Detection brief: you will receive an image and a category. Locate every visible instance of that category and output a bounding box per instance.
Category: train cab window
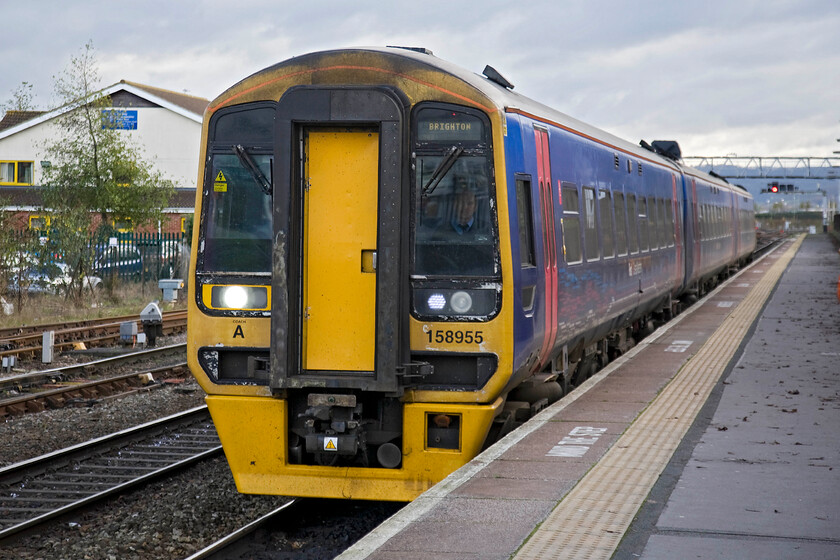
[637,196,649,252]
[599,189,614,258]
[561,184,582,264]
[583,187,599,261]
[613,192,628,256]
[202,153,273,272]
[200,104,275,274]
[412,106,497,279]
[627,193,639,254]
[515,176,536,267]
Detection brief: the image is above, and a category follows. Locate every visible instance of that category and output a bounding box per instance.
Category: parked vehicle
[8,259,102,295]
[93,244,143,279]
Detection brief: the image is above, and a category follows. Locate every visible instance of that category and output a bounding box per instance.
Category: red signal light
[770,184,779,193]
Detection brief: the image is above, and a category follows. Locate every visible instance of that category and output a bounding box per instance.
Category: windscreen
[412,106,497,277]
[202,152,273,272]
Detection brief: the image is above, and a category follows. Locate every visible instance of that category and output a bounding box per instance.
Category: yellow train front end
[187,48,515,501]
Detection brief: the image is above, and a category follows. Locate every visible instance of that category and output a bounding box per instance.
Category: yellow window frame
[28,214,51,231]
[0,160,34,185]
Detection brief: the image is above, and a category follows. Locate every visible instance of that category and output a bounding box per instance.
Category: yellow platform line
[514,235,805,560]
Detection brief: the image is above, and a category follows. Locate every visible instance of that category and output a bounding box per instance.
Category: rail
[0,310,186,361]
[0,406,220,543]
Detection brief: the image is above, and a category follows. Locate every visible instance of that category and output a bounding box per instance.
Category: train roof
[219,46,750,199]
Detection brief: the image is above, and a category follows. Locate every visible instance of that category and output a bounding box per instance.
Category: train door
[534,127,558,368]
[302,130,378,371]
[271,87,408,393]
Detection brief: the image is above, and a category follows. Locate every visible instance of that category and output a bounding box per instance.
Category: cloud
[1,0,839,156]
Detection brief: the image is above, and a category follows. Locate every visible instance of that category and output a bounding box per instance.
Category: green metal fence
[93,232,188,283]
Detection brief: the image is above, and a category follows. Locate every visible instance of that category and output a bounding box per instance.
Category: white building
[0,81,208,232]
[0,80,208,187]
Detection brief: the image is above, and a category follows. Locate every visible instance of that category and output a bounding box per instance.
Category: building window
[113,218,134,232]
[0,161,34,185]
[29,215,50,231]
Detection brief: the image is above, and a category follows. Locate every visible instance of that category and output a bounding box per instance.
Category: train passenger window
[613,192,628,256]
[657,198,668,247]
[599,190,614,258]
[637,196,649,252]
[648,198,659,250]
[666,199,676,247]
[627,193,639,254]
[713,206,719,238]
[583,187,599,261]
[561,184,582,264]
[515,176,536,267]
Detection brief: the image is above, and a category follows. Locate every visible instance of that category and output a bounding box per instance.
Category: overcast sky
[2,0,838,158]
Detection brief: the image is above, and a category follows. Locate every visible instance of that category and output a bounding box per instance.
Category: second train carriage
[187,46,755,501]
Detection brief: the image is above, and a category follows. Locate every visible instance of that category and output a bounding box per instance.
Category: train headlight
[449,291,473,314]
[206,285,269,310]
[427,293,447,311]
[413,287,497,318]
[221,286,248,309]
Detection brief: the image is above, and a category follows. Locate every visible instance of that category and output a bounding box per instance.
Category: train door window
[647,197,658,250]
[561,183,581,264]
[627,193,639,254]
[613,192,628,256]
[583,187,599,261]
[599,189,614,258]
[515,175,535,267]
[637,196,649,252]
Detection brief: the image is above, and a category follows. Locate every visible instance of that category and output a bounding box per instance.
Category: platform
[339,233,840,559]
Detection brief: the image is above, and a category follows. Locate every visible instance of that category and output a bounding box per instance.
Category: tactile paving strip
[514,235,805,560]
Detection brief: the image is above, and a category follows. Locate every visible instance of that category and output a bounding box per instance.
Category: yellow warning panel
[324,437,338,451]
[214,170,227,192]
[302,130,379,372]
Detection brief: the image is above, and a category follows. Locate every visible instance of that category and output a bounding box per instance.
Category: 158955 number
[425,330,484,344]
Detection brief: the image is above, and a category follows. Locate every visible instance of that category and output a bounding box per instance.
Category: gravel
[0,342,286,559]
[1,334,401,559]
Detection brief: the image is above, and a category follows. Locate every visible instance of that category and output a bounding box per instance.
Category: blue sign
[101,109,138,130]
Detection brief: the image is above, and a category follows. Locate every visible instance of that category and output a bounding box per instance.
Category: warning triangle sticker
[324,438,337,451]
[215,171,226,182]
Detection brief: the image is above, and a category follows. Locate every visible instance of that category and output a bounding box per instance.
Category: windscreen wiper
[233,144,272,195]
[421,145,464,197]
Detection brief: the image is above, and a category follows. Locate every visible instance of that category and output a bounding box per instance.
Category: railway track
[0,344,188,419]
[0,309,187,362]
[0,406,220,543]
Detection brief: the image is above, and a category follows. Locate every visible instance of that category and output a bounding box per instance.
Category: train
[186,46,755,501]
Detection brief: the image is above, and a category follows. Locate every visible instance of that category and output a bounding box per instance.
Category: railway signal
[763,182,796,193]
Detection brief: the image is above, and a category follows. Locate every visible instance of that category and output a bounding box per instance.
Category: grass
[0,280,187,328]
